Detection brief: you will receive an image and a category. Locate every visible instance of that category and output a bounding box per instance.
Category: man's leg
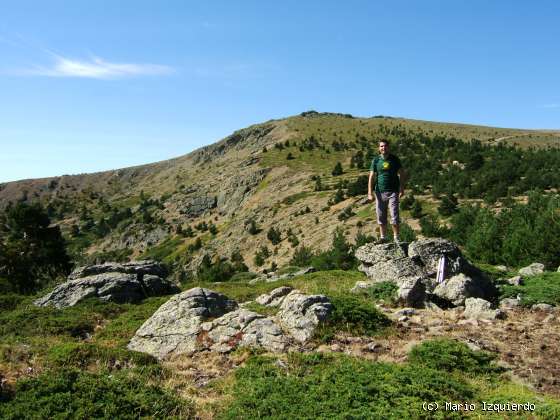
[375,191,388,242]
[388,192,400,242]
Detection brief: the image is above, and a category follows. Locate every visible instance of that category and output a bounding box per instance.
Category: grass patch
[92,296,169,347]
[0,369,194,419]
[0,299,127,341]
[242,302,280,317]
[141,235,185,263]
[499,272,560,306]
[218,352,473,419]
[281,191,310,205]
[46,342,157,370]
[408,339,503,376]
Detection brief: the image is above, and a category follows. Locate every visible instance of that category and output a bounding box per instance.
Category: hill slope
[1,112,559,274]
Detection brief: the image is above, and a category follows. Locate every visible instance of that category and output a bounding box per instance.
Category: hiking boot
[374,237,388,245]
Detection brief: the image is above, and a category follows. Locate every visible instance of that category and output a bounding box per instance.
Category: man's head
[378,139,390,157]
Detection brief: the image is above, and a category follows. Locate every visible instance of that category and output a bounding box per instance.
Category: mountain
[1,112,559,275]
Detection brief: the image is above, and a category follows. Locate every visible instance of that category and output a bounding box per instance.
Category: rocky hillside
[1,112,559,276]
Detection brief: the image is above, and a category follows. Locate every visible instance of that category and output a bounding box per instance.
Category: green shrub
[500,272,560,307]
[365,281,399,303]
[0,369,193,419]
[408,339,503,375]
[316,295,391,342]
[290,245,315,266]
[311,227,355,271]
[219,353,473,419]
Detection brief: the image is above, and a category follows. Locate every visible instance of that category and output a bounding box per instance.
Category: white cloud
[539,103,559,109]
[24,54,174,79]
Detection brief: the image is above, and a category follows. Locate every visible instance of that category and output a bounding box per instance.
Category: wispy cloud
[22,54,174,79]
[538,103,559,109]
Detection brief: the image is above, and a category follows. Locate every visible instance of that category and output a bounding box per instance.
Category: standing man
[367,139,407,243]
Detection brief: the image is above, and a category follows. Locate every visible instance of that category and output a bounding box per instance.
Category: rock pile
[128,286,333,359]
[354,238,496,308]
[34,260,179,308]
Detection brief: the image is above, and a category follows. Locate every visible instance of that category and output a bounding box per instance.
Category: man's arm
[368,171,375,201]
[398,168,408,198]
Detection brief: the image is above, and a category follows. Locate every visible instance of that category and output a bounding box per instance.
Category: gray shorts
[375,191,400,225]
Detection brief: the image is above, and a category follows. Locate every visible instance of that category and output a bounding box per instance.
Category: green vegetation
[447,193,560,269]
[316,295,391,342]
[500,272,560,307]
[218,352,472,419]
[217,344,560,419]
[0,202,71,294]
[364,281,399,304]
[408,339,503,375]
[0,369,194,419]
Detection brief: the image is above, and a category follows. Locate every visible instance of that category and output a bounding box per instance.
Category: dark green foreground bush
[0,369,193,419]
[219,353,472,419]
[408,339,503,375]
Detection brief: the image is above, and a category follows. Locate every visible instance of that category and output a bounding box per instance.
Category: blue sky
[1,1,559,183]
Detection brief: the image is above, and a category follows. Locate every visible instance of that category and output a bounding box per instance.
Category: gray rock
[463,298,505,321]
[500,298,521,309]
[396,276,426,307]
[216,168,270,216]
[495,265,508,273]
[519,263,545,277]
[277,290,333,342]
[433,273,485,306]
[256,286,294,306]
[34,271,179,308]
[355,238,496,308]
[531,303,556,312]
[199,309,288,353]
[350,281,374,294]
[393,308,417,317]
[506,275,523,286]
[127,288,238,359]
[69,260,167,280]
[408,238,468,277]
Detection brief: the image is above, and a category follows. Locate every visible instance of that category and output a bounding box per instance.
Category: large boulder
[128,286,334,359]
[519,263,545,277]
[34,260,179,309]
[276,290,333,343]
[433,273,486,306]
[198,309,288,353]
[355,243,426,284]
[463,298,505,321]
[68,260,167,280]
[127,288,238,359]
[408,238,470,277]
[355,238,496,308]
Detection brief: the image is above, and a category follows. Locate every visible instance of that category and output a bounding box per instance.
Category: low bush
[0,369,193,419]
[365,281,399,303]
[500,272,560,307]
[219,353,473,419]
[315,295,391,342]
[408,339,503,375]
